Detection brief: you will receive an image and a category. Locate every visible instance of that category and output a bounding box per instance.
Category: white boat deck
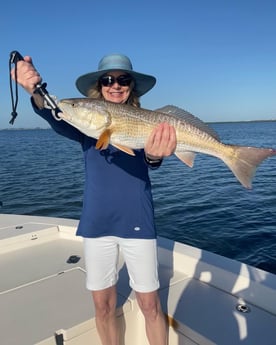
[0,214,276,345]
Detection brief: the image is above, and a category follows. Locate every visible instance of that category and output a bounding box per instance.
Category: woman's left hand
[145,122,177,160]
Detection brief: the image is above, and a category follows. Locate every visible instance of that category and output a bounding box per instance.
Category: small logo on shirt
[134,226,141,231]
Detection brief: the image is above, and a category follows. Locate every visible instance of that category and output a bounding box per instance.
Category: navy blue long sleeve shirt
[33,100,158,239]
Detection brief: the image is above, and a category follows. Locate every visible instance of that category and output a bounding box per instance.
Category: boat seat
[159,277,276,345]
[0,268,132,345]
[0,235,85,293]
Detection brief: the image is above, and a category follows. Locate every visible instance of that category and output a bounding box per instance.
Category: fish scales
[105,101,221,154]
[57,98,276,189]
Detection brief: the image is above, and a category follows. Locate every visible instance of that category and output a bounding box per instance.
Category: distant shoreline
[0,127,51,131]
[210,119,276,124]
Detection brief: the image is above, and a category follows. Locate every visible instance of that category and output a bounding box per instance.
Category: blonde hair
[87,79,141,108]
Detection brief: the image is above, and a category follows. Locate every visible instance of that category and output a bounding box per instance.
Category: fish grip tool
[9,50,59,124]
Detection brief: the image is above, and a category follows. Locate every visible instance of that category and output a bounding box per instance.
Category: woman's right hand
[10,56,42,95]
[11,55,45,108]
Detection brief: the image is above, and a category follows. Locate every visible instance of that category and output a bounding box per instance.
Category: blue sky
[0,0,275,129]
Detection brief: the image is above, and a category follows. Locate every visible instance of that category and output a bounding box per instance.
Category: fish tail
[221,145,276,189]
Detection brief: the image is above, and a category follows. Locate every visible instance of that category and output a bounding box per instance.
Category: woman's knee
[136,291,161,318]
[92,286,117,318]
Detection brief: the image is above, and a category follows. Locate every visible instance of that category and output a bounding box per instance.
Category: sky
[0,0,275,129]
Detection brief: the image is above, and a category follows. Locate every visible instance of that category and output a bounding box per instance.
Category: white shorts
[83,236,159,292]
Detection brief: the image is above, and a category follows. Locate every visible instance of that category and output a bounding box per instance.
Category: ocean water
[1,121,276,274]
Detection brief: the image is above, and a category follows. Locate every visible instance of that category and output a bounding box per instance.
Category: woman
[11,53,176,345]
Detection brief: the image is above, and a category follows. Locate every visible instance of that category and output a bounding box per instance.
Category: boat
[1,213,275,345]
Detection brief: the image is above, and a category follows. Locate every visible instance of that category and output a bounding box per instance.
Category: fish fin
[222,145,276,189]
[175,151,196,167]
[96,129,112,150]
[155,105,220,141]
[112,143,136,156]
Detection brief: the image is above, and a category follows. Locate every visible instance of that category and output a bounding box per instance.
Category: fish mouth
[57,98,111,132]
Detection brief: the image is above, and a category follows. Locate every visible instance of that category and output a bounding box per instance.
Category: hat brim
[76,69,156,97]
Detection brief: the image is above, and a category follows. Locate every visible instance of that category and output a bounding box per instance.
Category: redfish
[57,98,276,189]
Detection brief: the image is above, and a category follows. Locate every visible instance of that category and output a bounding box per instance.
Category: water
[1,122,276,274]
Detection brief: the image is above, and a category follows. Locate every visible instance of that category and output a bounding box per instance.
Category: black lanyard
[9,51,22,124]
[8,50,59,124]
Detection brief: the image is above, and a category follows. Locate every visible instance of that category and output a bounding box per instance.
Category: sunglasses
[100,74,133,87]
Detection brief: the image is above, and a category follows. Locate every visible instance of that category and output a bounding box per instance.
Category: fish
[56,98,276,189]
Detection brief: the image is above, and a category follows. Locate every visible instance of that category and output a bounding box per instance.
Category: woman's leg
[83,237,120,345]
[92,286,119,345]
[136,290,168,345]
[120,238,168,345]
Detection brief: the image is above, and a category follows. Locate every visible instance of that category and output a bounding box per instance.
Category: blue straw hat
[76,54,156,97]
